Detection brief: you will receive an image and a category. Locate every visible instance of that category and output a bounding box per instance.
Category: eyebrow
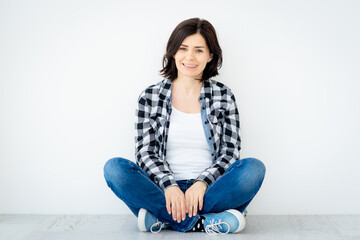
[180,44,205,48]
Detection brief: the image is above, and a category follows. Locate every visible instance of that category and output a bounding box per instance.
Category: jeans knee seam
[128,161,165,194]
[205,164,236,194]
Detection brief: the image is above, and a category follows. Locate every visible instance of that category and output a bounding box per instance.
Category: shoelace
[204,220,230,235]
[150,221,166,234]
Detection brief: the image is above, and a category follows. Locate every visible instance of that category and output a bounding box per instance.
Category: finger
[193,198,198,217]
[176,200,181,223]
[166,197,171,214]
[199,195,204,211]
[187,195,193,218]
[172,202,177,221]
[181,198,186,221]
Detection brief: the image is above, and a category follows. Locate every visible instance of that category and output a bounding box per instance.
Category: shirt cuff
[159,175,178,191]
[195,173,213,187]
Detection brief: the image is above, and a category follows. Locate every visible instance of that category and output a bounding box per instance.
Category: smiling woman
[173,34,213,81]
[160,18,222,82]
[103,17,266,235]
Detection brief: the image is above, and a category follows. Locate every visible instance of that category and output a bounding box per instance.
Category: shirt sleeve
[134,90,178,191]
[196,90,241,186]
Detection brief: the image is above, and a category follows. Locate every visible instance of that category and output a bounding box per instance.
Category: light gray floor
[0,214,359,240]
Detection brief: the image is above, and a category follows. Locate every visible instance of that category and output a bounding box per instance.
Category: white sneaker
[137,208,170,233]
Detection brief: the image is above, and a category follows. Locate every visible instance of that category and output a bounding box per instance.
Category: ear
[209,53,213,62]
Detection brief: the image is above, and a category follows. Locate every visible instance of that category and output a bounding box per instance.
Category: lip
[182,63,198,69]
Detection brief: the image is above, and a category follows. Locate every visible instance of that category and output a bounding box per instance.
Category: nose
[185,50,195,59]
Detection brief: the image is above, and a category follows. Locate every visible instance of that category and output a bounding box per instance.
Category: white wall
[1,0,359,215]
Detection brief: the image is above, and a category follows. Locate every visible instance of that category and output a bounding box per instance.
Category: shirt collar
[160,78,212,103]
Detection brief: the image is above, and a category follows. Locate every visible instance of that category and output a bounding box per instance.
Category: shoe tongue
[203,217,221,226]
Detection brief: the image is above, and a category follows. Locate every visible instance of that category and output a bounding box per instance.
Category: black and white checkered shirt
[135,78,241,191]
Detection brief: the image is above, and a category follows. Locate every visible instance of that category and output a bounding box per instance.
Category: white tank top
[165,104,212,180]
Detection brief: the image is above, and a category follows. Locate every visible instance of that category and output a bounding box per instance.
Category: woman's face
[173,33,213,80]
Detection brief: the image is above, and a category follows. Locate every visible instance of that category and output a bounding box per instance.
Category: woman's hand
[164,185,186,223]
[185,181,207,218]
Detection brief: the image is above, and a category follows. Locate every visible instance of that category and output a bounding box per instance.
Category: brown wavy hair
[160,18,223,82]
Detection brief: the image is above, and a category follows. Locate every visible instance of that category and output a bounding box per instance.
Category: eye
[195,49,203,53]
[179,47,186,51]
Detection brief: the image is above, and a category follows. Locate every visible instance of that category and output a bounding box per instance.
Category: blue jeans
[103,157,265,232]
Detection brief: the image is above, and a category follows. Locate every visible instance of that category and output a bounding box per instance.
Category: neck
[172,75,202,95]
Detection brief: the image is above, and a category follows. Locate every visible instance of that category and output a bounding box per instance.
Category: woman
[104,17,265,235]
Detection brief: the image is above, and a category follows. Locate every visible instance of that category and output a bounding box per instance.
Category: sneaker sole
[225,209,246,233]
[138,208,148,232]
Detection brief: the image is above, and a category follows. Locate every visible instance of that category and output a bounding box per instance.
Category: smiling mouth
[182,63,198,68]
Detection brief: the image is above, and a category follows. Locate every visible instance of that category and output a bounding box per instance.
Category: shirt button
[202,107,205,110]
[199,97,203,100]
[211,153,214,156]
[208,137,211,140]
[204,121,208,124]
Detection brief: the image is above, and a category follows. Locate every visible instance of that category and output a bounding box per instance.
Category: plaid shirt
[135,78,241,191]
